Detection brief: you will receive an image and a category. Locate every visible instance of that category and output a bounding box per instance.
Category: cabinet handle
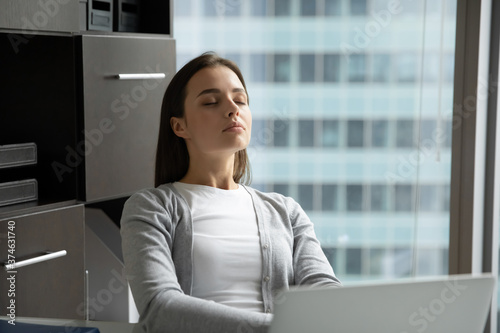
[4,250,67,271]
[115,73,166,80]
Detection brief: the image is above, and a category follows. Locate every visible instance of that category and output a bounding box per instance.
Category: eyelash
[203,101,246,106]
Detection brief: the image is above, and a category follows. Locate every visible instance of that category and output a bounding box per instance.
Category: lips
[223,121,245,132]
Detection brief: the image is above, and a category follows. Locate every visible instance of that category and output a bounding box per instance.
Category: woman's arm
[121,189,272,333]
[286,197,342,287]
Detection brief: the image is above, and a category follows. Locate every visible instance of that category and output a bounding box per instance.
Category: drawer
[0,204,85,319]
[79,35,175,201]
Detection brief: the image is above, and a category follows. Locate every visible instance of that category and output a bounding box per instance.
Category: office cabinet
[0,204,85,319]
[0,0,80,33]
[78,35,175,202]
[0,32,78,205]
[0,0,174,322]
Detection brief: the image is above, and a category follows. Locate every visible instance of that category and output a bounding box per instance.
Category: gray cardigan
[120,183,341,333]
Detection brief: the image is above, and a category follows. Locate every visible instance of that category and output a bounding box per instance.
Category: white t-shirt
[173,182,264,313]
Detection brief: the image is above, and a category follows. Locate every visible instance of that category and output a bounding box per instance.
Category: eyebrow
[196,88,246,98]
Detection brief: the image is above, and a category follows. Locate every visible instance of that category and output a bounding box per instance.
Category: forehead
[186,66,244,96]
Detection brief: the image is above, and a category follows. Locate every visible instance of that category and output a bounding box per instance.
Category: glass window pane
[174,0,456,285]
[299,119,315,147]
[274,0,291,16]
[205,1,242,16]
[300,54,315,82]
[273,183,290,196]
[324,54,340,82]
[250,54,267,82]
[251,0,267,16]
[346,248,362,274]
[325,0,341,16]
[371,184,388,211]
[350,0,367,15]
[298,184,314,211]
[274,54,291,82]
[300,0,316,16]
[203,1,217,16]
[348,54,366,82]
[250,119,269,147]
[369,248,387,275]
[322,184,338,211]
[371,120,389,147]
[346,184,363,211]
[396,120,414,148]
[273,119,290,147]
[322,120,340,147]
[174,0,191,16]
[372,54,391,83]
[395,185,414,212]
[397,53,418,83]
[418,185,440,212]
[347,120,364,147]
[393,248,412,276]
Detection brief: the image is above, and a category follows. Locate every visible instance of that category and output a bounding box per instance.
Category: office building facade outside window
[174,0,456,281]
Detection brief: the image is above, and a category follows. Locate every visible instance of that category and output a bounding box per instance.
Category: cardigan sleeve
[120,189,272,333]
[286,197,342,288]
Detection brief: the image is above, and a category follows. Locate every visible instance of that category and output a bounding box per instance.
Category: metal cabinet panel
[79,35,175,201]
[0,204,85,319]
[0,0,79,33]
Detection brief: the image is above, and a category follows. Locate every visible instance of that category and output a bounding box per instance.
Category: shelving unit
[0,0,175,322]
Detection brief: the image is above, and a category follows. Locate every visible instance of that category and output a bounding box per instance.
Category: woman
[120,52,341,333]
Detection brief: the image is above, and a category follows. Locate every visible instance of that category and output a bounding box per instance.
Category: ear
[170,117,190,139]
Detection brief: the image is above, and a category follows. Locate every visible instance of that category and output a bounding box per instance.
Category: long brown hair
[155,52,251,187]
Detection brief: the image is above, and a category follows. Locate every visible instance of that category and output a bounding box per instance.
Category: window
[298,184,314,211]
[347,120,364,147]
[324,54,341,82]
[300,0,316,16]
[274,0,291,16]
[251,0,267,16]
[322,184,338,211]
[272,119,290,147]
[349,0,367,16]
[370,184,389,211]
[299,119,315,147]
[346,248,363,275]
[250,54,267,82]
[346,184,363,211]
[324,0,341,16]
[299,54,316,82]
[348,54,366,82]
[175,0,456,287]
[322,120,340,147]
[174,0,191,16]
[395,184,413,212]
[273,183,290,196]
[274,54,291,82]
[371,120,389,147]
[371,54,391,83]
[396,53,418,83]
[396,120,414,148]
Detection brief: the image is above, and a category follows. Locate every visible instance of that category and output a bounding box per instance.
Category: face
[171,65,252,158]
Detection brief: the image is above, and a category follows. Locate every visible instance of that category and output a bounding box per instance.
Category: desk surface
[1,316,135,333]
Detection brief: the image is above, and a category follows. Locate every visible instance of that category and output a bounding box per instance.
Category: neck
[179,153,238,190]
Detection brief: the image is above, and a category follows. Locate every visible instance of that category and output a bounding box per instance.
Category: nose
[226,99,240,118]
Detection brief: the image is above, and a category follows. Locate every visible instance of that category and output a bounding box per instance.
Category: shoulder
[125,183,182,206]
[122,183,188,224]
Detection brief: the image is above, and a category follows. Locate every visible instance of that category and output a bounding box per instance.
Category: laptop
[269,274,495,333]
